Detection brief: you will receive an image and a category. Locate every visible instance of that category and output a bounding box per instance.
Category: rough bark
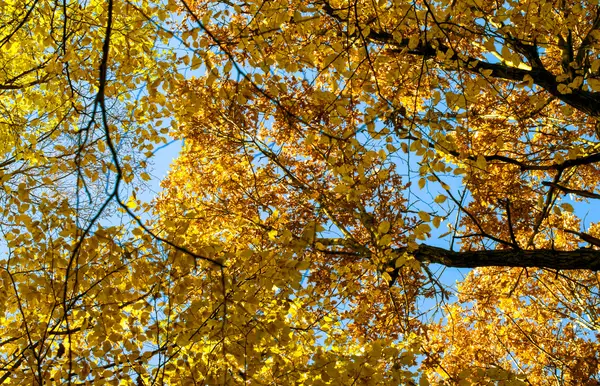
[401,244,600,271]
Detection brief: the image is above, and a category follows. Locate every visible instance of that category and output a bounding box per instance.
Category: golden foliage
[2,0,600,384]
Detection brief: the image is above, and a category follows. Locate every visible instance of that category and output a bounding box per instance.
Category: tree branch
[398,244,600,271]
[542,181,600,199]
[339,13,600,117]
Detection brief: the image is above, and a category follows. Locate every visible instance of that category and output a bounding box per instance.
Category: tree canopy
[2,0,600,384]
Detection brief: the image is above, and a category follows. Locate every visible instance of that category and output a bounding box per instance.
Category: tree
[2,0,600,384]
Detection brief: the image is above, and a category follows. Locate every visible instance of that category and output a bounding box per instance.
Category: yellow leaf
[378,221,391,234]
[395,254,407,268]
[126,196,137,210]
[557,83,572,94]
[333,184,347,193]
[379,234,393,246]
[560,203,574,213]
[296,260,310,270]
[476,155,487,170]
[408,35,420,50]
[191,55,202,70]
[588,78,600,91]
[496,137,504,149]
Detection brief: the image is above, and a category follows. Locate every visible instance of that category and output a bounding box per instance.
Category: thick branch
[318,238,600,270]
[0,75,51,90]
[318,0,600,115]
[400,244,600,271]
[542,181,600,199]
[320,0,600,116]
[366,31,600,117]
